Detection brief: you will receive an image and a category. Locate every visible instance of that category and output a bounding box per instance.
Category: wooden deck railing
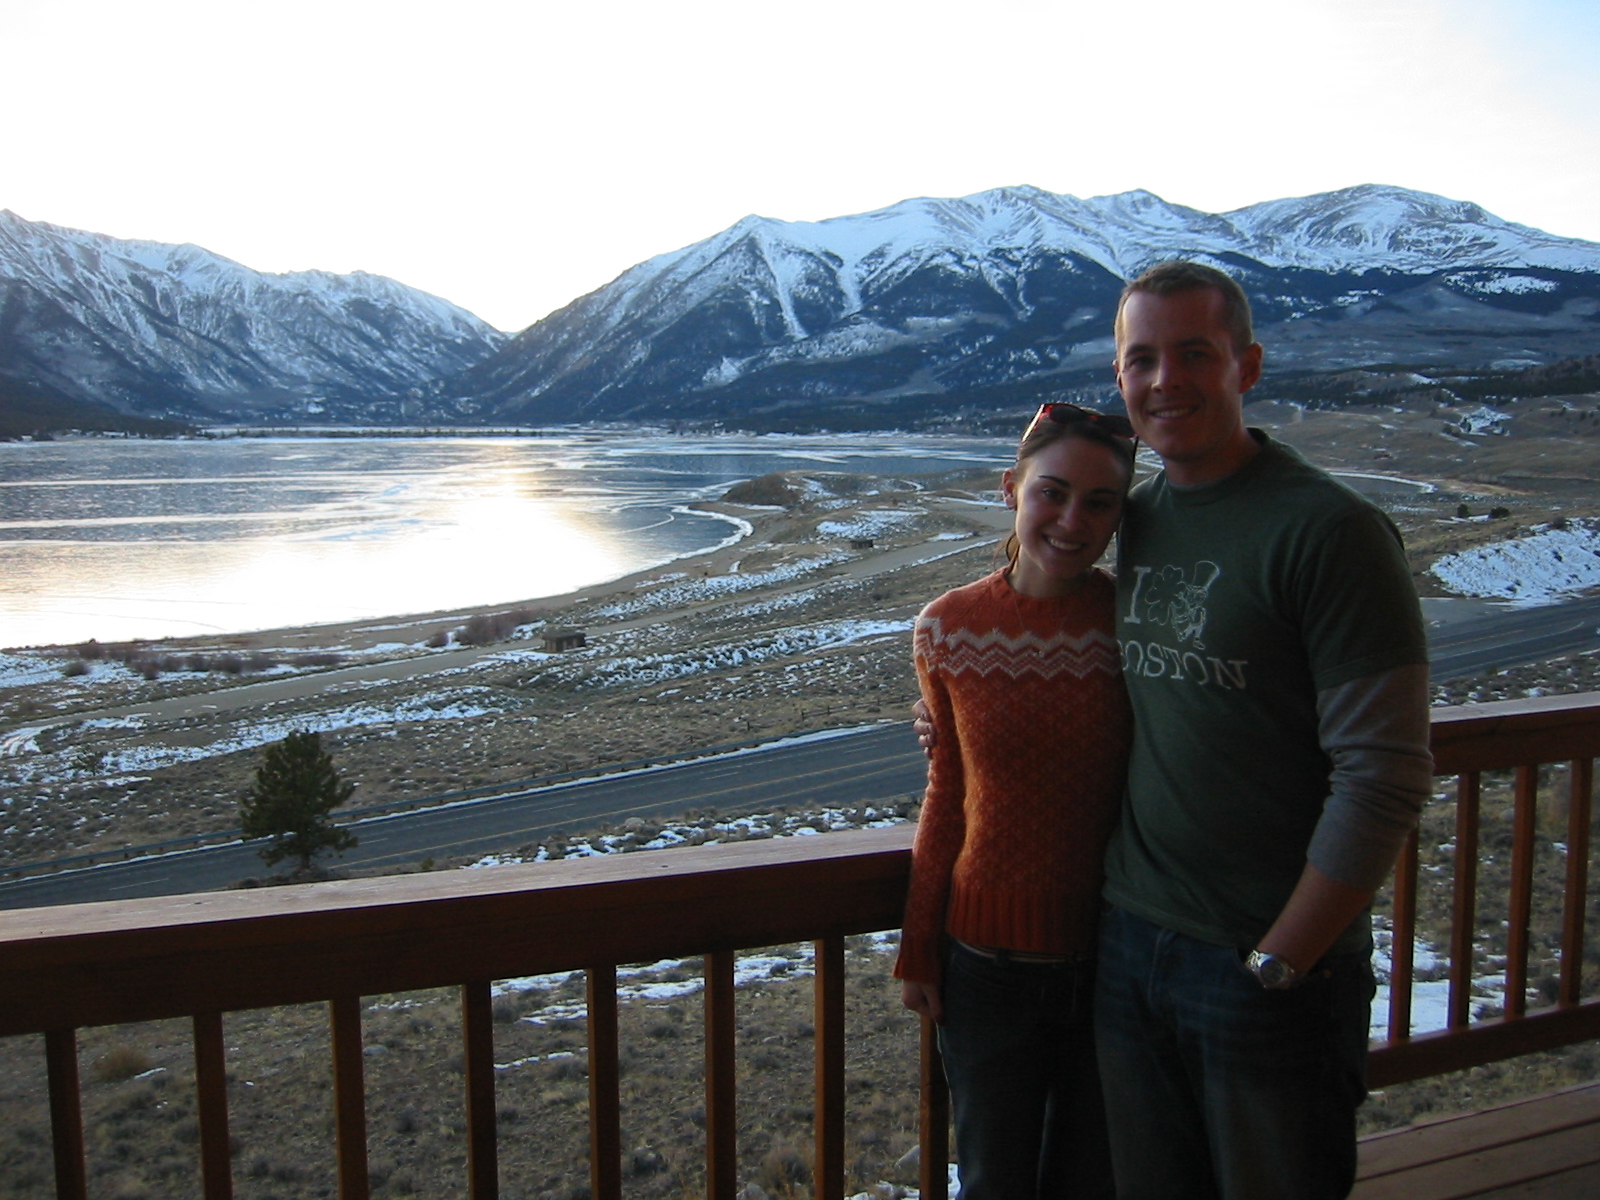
[1,692,1596,1198]
[1369,690,1600,1086]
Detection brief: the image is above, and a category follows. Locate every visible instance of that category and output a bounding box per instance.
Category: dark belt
[955,939,1094,966]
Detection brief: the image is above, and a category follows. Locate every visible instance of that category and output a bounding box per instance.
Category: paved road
[0,724,928,910]
[5,595,1598,912]
[1427,596,1600,681]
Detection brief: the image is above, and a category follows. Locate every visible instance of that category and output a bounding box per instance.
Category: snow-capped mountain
[0,211,506,423]
[8,185,1598,433]
[445,184,1600,427]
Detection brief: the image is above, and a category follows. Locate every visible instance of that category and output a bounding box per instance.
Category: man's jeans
[1094,906,1375,1200]
[938,941,1115,1200]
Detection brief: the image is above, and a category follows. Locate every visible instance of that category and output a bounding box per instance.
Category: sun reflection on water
[0,433,1011,649]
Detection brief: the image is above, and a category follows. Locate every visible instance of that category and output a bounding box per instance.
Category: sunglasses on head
[1023,402,1136,440]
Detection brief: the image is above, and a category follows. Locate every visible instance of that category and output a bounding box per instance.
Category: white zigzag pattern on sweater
[915,616,1121,680]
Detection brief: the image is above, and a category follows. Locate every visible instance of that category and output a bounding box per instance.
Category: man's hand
[900,979,943,1023]
[912,697,936,757]
[1255,863,1374,978]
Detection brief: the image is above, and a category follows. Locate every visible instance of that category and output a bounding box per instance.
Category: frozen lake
[0,431,1013,648]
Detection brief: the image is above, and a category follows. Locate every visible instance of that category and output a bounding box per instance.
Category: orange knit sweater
[894,568,1132,987]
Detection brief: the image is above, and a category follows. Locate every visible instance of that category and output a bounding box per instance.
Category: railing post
[1505,765,1539,1018]
[44,1029,87,1200]
[193,1011,234,1200]
[1559,757,1594,1006]
[705,950,737,1200]
[1448,770,1482,1029]
[462,981,499,1200]
[918,1013,949,1200]
[814,936,845,1200]
[329,995,370,1200]
[1387,826,1419,1042]
[586,967,622,1200]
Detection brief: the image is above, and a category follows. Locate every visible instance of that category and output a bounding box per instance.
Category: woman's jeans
[1094,906,1376,1200]
[938,941,1115,1200]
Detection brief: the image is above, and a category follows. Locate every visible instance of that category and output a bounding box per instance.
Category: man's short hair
[1115,261,1255,352]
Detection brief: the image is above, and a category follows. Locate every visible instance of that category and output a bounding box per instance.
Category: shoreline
[3,501,776,657]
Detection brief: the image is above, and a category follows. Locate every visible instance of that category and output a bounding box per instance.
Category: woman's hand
[900,979,944,1024]
[912,697,937,756]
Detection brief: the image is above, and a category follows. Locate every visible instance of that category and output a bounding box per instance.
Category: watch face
[1259,956,1295,988]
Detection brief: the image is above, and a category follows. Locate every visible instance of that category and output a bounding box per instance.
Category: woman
[895,404,1135,1200]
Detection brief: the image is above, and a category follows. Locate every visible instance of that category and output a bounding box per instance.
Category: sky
[3,0,1598,332]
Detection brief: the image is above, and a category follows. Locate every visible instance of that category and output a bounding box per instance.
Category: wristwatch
[1244,950,1303,990]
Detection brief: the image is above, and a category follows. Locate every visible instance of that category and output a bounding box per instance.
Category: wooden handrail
[3,694,1598,1195]
[1430,692,1600,773]
[0,826,914,1036]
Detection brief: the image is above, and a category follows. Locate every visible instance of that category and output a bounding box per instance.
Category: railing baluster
[1449,770,1482,1029]
[329,995,370,1200]
[1388,827,1419,1042]
[462,981,499,1200]
[705,950,737,1200]
[586,967,622,1200]
[1505,765,1540,1018]
[44,1029,87,1200]
[193,1011,234,1200]
[814,936,845,1200]
[1559,757,1595,1006]
[918,1014,949,1200]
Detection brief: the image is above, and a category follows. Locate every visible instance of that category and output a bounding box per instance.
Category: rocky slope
[443,184,1600,427]
[0,210,506,425]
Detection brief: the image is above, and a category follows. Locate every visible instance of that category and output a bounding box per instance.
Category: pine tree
[240,731,357,872]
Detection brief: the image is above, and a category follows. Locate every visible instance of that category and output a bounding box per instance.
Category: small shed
[541,627,587,652]
[850,537,875,550]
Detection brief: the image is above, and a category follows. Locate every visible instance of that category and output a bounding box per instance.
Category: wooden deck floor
[1353,1081,1600,1199]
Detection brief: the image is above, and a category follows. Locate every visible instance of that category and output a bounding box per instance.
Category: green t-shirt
[1102,434,1428,954]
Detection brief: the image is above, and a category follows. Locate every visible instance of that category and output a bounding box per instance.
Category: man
[1095,262,1432,1199]
[915,261,1431,1199]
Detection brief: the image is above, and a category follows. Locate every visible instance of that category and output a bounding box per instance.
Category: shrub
[94,1046,152,1083]
[61,659,90,678]
[457,608,534,646]
[425,630,450,648]
[75,639,105,661]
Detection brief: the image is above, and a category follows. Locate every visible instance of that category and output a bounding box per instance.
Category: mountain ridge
[438,183,1600,427]
[4,184,1598,433]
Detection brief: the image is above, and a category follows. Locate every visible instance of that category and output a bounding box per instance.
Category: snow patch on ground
[1,689,510,785]
[587,552,850,619]
[1431,520,1600,603]
[817,509,919,540]
[524,619,913,690]
[1371,934,1511,1039]
[468,801,906,875]
[1448,406,1511,436]
[0,653,67,687]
